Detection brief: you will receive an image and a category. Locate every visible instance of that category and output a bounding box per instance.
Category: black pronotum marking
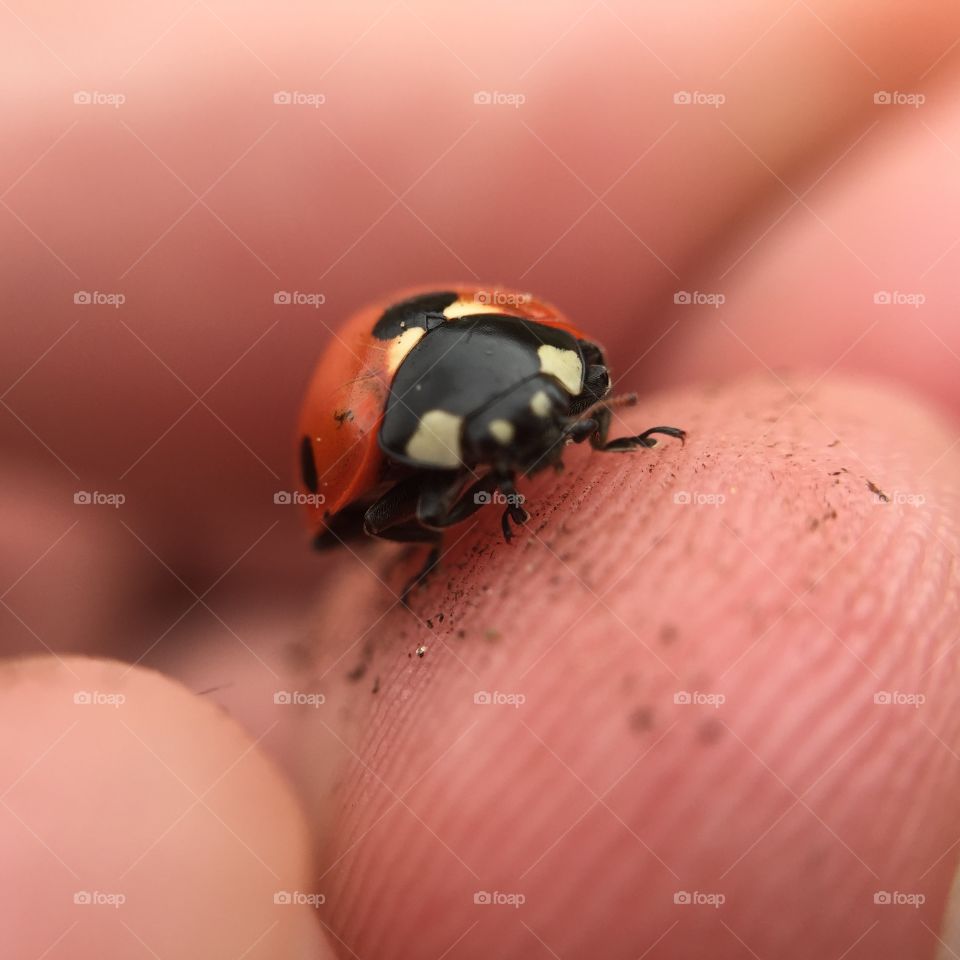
[300,435,319,494]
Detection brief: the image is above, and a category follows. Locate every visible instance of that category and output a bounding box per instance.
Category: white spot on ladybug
[530,390,552,417]
[405,410,463,468]
[387,326,426,375]
[488,419,515,445]
[442,299,508,320]
[537,345,582,395]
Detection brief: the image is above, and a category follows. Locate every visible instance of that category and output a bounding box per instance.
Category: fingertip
[307,373,960,959]
[0,655,335,960]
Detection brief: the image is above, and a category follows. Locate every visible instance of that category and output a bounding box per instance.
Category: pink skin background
[2,2,960,958]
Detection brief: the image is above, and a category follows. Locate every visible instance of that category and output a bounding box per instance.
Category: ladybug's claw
[602,425,686,452]
[500,503,529,543]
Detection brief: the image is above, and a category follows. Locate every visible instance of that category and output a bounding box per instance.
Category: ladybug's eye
[300,435,319,494]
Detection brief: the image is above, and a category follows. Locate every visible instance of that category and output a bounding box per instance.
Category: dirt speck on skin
[371,675,380,694]
[347,662,367,683]
[285,640,314,672]
[628,706,655,733]
[827,439,840,448]
[698,719,724,745]
[659,623,679,646]
[808,506,838,532]
[866,479,890,502]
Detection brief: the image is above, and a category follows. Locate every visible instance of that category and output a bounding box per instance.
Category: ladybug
[297,287,685,600]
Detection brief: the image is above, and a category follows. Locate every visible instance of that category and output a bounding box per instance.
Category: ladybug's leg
[495,474,529,542]
[600,425,687,452]
[362,478,443,605]
[362,475,424,538]
[564,417,601,444]
[400,543,442,606]
[582,404,686,450]
[418,474,492,527]
[418,472,528,544]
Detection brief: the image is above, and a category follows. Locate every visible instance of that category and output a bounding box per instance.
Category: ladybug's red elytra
[297,287,685,599]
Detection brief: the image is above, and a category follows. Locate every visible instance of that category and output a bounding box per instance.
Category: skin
[2,2,960,958]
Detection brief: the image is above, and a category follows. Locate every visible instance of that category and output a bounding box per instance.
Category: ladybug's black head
[461,377,571,474]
